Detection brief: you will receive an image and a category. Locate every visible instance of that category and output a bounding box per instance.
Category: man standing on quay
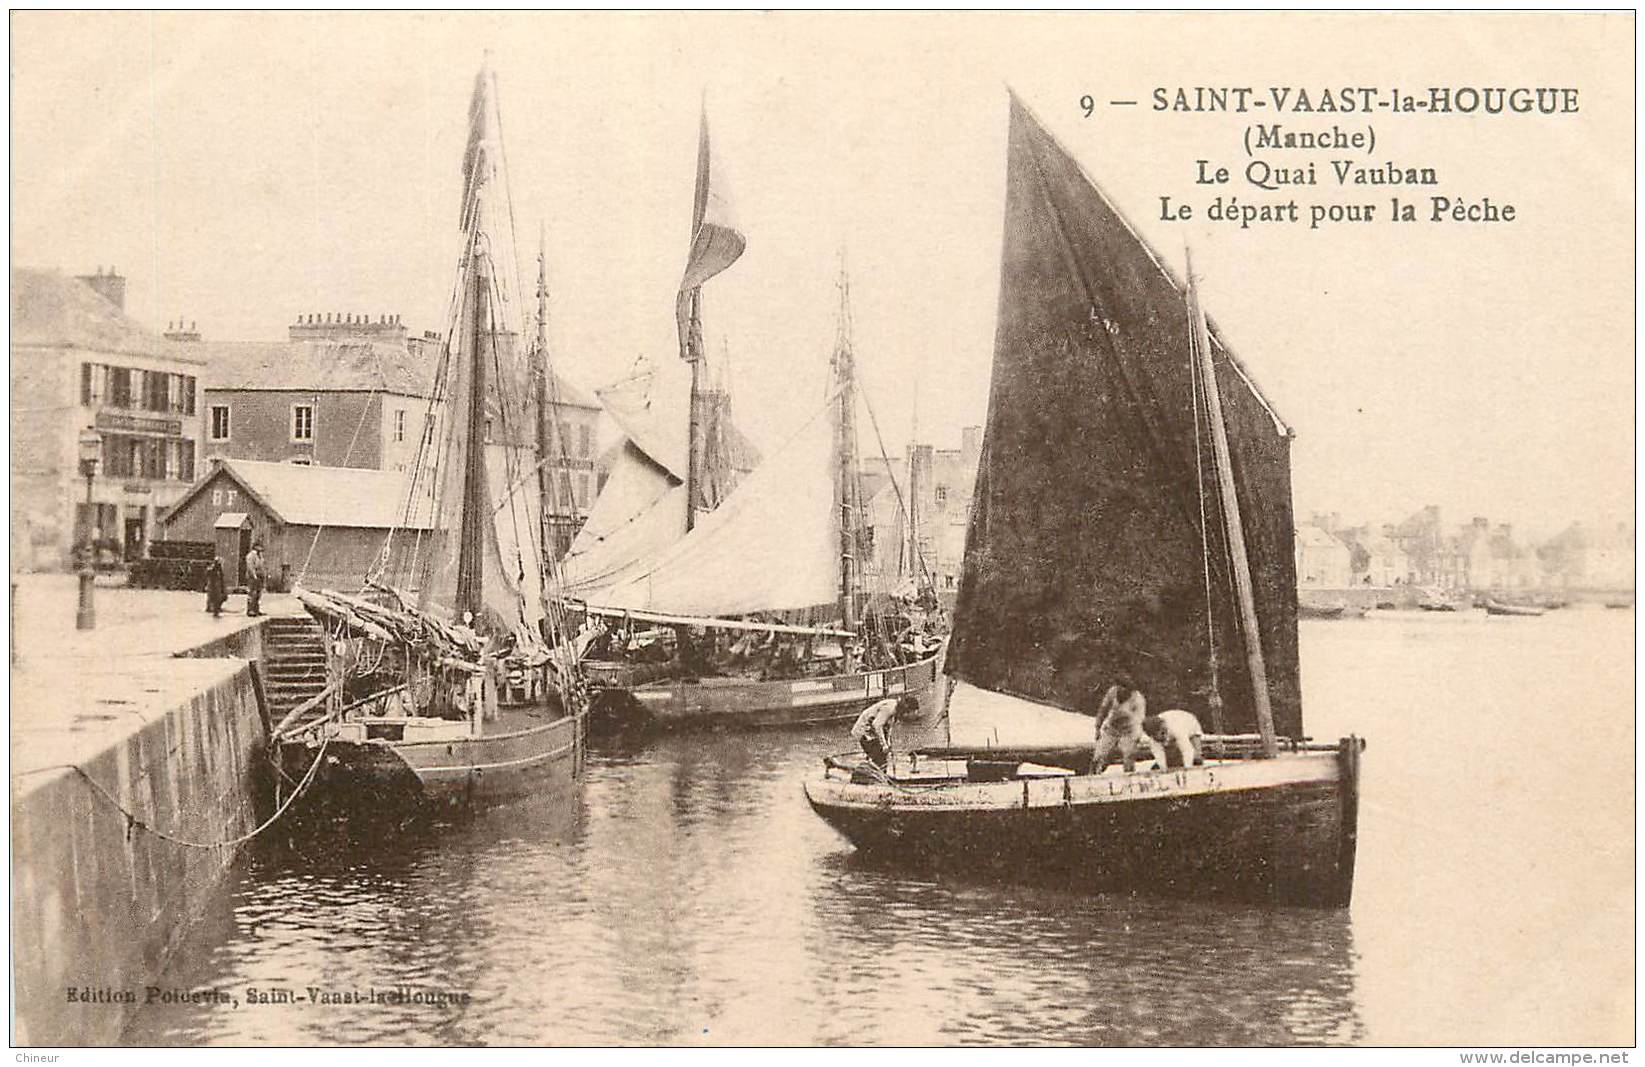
[244,538,266,617]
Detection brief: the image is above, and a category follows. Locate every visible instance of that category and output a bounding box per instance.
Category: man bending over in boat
[1093,682,1207,773]
[1092,682,1152,773]
[850,695,920,768]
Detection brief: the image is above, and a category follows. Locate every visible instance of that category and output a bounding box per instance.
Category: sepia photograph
[7,9,1635,1050]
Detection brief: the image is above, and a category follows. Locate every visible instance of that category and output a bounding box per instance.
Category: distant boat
[558,111,941,732]
[805,94,1365,908]
[1482,598,1546,617]
[1299,598,1367,620]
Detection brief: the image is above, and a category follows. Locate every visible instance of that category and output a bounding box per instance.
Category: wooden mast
[533,230,556,559]
[454,245,490,624]
[684,290,705,532]
[1186,248,1278,757]
[834,267,860,639]
[907,378,921,592]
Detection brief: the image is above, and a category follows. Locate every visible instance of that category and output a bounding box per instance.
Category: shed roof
[165,459,432,530]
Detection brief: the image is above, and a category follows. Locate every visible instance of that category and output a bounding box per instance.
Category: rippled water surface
[124,608,1633,1046]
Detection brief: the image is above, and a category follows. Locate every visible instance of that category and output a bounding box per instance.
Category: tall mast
[534,227,556,559]
[1187,249,1278,757]
[834,265,860,636]
[455,249,491,622]
[684,290,706,531]
[908,378,920,588]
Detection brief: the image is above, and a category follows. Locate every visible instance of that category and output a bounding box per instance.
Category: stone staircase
[261,615,329,720]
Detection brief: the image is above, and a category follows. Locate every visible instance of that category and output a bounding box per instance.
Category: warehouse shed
[160,458,433,592]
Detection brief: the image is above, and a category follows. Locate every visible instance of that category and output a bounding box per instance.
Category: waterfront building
[182,312,601,557]
[1336,524,1411,586]
[158,457,431,592]
[1539,520,1635,591]
[1391,504,1470,590]
[11,268,206,571]
[1294,525,1353,588]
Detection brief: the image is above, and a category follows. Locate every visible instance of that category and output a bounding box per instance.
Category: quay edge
[11,610,272,1046]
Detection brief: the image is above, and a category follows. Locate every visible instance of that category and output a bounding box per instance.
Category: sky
[11,11,1634,539]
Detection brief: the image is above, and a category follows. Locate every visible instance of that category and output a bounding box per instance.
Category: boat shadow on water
[809,849,1365,1045]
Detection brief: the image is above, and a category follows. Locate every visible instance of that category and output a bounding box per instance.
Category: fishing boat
[1417,588,1465,612]
[1482,598,1546,617]
[805,94,1365,908]
[560,108,941,733]
[273,64,586,819]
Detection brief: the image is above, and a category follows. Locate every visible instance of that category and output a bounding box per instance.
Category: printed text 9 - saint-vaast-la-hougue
[1150,86,1578,116]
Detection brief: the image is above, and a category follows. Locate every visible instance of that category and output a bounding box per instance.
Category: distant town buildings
[1294,525,1352,588]
[11,267,604,573]
[1295,506,1635,593]
[11,268,206,570]
[861,426,982,598]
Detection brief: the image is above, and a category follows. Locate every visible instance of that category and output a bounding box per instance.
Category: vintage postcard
[8,10,1634,1051]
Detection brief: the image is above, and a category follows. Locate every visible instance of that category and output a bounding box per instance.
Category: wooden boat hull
[278,709,583,824]
[595,652,942,732]
[1484,601,1545,617]
[804,739,1364,908]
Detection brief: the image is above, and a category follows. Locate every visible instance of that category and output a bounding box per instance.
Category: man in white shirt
[849,694,919,768]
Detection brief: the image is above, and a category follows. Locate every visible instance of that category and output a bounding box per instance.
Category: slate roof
[194,340,433,395]
[12,268,202,363]
[164,458,433,530]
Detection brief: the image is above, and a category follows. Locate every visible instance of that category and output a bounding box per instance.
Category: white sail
[590,393,840,617]
[486,441,547,636]
[560,443,688,599]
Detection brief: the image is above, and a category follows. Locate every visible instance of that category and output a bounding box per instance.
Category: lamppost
[76,426,101,631]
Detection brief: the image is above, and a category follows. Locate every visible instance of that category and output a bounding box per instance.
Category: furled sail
[946,96,1301,737]
[410,64,543,646]
[590,391,841,618]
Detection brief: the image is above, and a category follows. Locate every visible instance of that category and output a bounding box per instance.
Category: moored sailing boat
[805,95,1365,907]
[560,108,941,732]
[275,64,586,818]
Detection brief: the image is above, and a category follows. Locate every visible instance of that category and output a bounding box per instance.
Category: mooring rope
[14,730,333,851]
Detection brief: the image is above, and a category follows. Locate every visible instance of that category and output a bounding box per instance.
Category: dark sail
[946,96,1301,737]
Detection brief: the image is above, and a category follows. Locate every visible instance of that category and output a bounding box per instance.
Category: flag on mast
[675,104,747,362]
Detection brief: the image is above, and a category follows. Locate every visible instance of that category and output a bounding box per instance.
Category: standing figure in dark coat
[204,557,227,617]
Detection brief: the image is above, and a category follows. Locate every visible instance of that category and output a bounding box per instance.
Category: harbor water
[123,607,1633,1046]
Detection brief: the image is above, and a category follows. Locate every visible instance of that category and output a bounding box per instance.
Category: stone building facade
[11,268,206,570]
[861,426,982,601]
[180,311,601,559]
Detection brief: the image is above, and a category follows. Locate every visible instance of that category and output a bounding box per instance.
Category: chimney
[75,266,127,311]
[960,425,982,469]
[163,314,201,342]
